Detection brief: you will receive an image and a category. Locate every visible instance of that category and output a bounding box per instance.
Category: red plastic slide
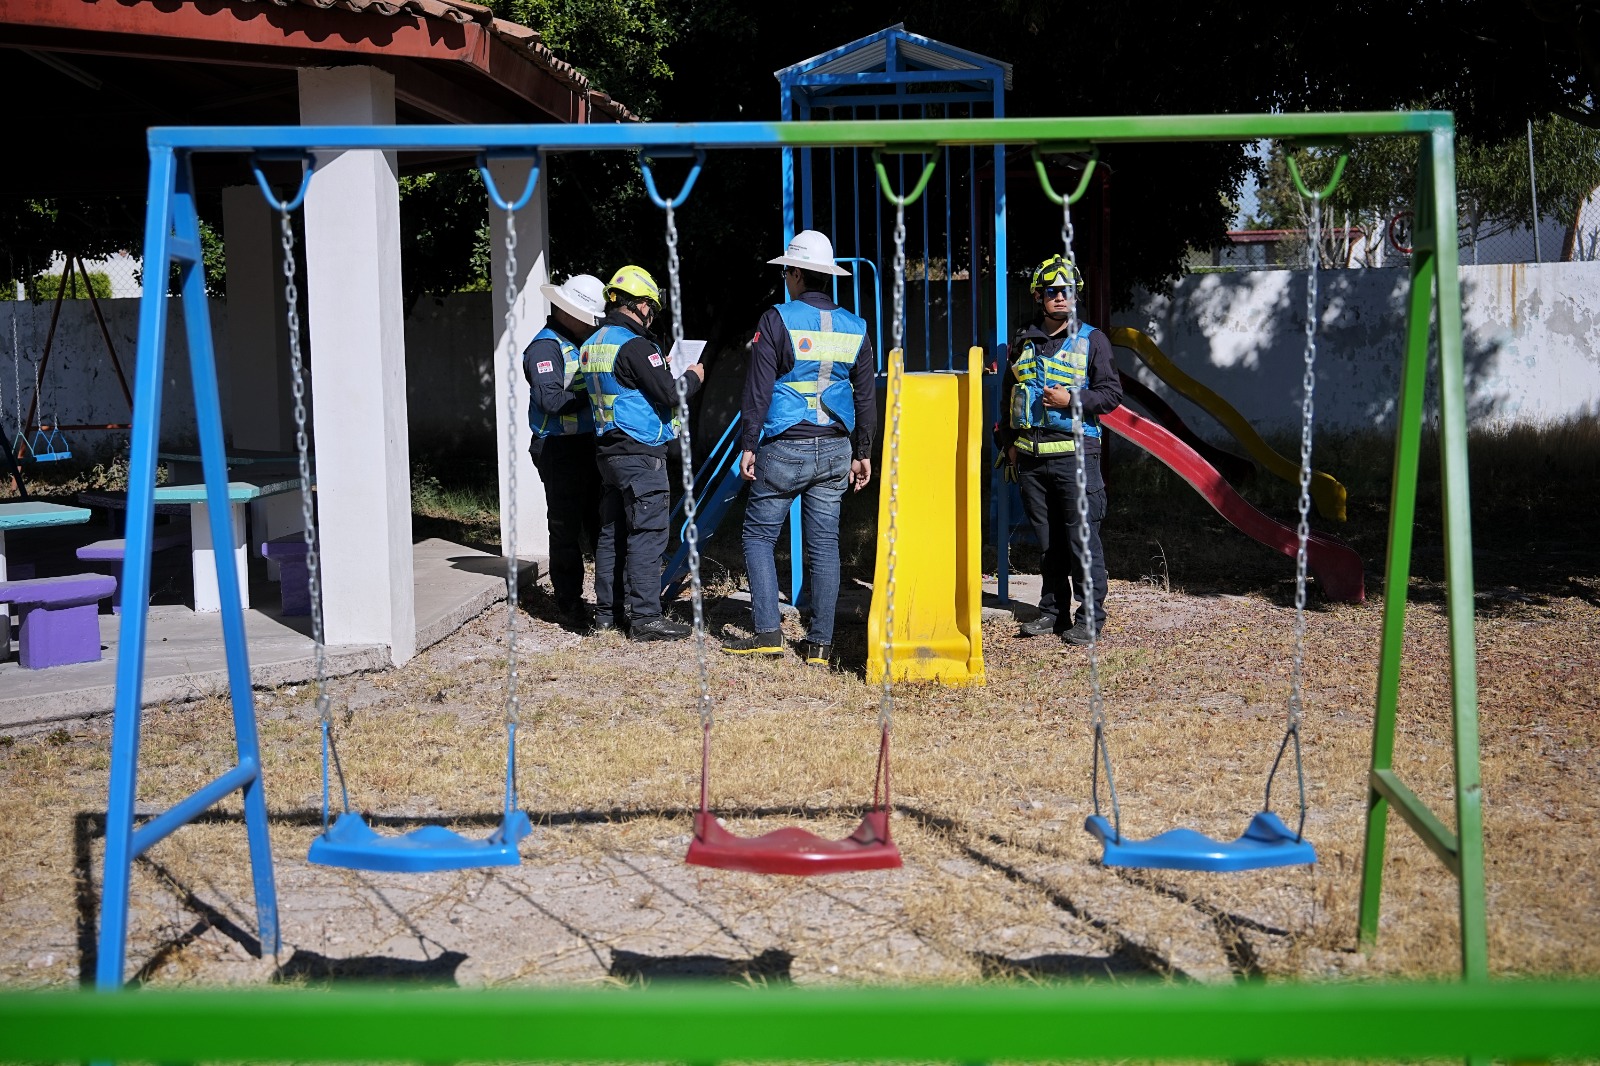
[1101,407,1366,603]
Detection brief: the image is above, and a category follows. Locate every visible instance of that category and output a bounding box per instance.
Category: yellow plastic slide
[1110,327,1349,522]
[867,345,985,687]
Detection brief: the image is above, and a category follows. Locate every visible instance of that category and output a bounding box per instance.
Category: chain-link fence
[4,252,146,302]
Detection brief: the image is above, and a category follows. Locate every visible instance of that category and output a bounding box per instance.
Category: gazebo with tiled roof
[1,0,627,664]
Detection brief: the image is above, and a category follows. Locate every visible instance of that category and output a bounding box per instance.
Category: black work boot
[1018,612,1058,637]
[800,641,832,668]
[556,600,594,632]
[1061,618,1101,646]
[721,631,784,657]
[629,615,692,642]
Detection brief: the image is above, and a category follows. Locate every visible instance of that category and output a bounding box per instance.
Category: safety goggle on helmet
[1030,254,1084,293]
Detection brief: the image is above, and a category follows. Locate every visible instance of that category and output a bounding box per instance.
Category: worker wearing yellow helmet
[579,264,705,642]
[996,253,1122,646]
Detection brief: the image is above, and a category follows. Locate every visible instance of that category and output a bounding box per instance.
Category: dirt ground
[2,568,1596,990]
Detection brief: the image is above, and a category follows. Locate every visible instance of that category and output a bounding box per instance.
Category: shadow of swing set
[96,114,1489,1006]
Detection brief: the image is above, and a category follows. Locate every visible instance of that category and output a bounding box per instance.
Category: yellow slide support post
[1110,326,1349,521]
[867,345,985,687]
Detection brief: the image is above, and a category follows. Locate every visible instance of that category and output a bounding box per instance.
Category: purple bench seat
[76,531,191,613]
[261,535,312,616]
[0,574,116,668]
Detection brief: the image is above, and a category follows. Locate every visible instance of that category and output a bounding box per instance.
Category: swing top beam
[149,111,1451,154]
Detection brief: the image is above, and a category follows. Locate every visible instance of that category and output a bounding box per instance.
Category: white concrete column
[220,185,294,451]
[298,66,416,664]
[488,159,549,562]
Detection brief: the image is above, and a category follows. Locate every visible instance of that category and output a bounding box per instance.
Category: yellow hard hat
[605,264,661,305]
[1030,254,1083,292]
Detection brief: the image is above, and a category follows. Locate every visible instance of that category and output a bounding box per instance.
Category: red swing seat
[686,810,900,875]
[683,727,903,876]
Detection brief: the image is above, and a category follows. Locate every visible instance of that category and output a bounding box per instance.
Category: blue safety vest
[1009,323,1102,455]
[580,323,678,446]
[761,301,864,441]
[528,328,595,439]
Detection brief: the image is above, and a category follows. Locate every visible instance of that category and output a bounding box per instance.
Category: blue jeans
[741,435,852,643]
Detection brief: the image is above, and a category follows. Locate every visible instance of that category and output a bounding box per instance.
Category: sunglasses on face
[1042,285,1074,298]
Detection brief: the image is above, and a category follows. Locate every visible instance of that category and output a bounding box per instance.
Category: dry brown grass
[1,573,1595,990]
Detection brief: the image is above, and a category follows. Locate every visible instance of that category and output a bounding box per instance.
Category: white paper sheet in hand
[668,339,707,379]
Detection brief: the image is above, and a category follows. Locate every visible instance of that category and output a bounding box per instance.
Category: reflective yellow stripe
[582,343,620,373]
[1015,437,1076,455]
[789,329,860,360]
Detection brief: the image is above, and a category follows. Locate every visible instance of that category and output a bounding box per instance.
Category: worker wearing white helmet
[721,230,877,668]
[523,272,607,630]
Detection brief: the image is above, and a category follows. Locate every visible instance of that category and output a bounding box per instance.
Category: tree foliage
[486,0,677,116]
[1250,115,1600,262]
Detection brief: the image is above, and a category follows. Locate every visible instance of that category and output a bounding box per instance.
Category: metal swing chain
[878,201,906,741]
[500,210,523,731]
[663,203,714,731]
[279,206,348,820]
[495,198,529,818]
[1060,198,1118,836]
[1265,190,1319,838]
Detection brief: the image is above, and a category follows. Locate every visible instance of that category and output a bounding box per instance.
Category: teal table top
[152,478,302,503]
[0,501,93,531]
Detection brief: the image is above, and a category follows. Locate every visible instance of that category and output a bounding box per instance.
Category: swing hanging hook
[249,152,316,214]
[871,146,940,207]
[1285,140,1351,201]
[638,148,707,209]
[1031,144,1100,206]
[477,150,544,212]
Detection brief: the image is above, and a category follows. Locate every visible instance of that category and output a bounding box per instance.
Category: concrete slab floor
[0,537,534,735]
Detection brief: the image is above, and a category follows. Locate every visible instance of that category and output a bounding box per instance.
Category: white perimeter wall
[1118,262,1600,436]
[9,261,1600,457]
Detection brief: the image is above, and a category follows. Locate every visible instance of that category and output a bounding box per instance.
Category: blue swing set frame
[100,109,1474,991]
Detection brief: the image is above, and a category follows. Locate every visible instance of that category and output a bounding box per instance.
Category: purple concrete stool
[77,531,190,613]
[261,535,312,616]
[0,574,116,668]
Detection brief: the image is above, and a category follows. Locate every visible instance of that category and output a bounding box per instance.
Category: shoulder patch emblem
[648,353,664,367]
[535,360,554,374]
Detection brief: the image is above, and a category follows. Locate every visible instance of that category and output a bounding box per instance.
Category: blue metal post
[852,107,863,322]
[969,143,979,350]
[780,83,796,242]
[98,148,280,991]
[945,144,954,372]
[97,145,179,991]
[800,98,815,232]
[786,95,809,607]
[993,90,1011,604]
[172,165,280,964]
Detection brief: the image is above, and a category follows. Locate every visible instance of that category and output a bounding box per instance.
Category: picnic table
[158,449,297,486]
[0,501,92,663]
[152,477,305,612]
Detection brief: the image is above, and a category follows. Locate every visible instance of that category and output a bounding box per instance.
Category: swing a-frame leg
[1357,127,1488,985]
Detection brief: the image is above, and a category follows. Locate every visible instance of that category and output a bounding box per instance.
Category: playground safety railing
[663,409,747,598]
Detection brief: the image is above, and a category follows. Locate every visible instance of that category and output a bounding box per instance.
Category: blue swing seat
[22,429,72,463]
[308,810,533,873]
[1084,811,1316,872]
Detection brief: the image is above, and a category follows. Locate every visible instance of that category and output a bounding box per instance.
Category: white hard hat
[540,273,606,325]
[767,229,851,277]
